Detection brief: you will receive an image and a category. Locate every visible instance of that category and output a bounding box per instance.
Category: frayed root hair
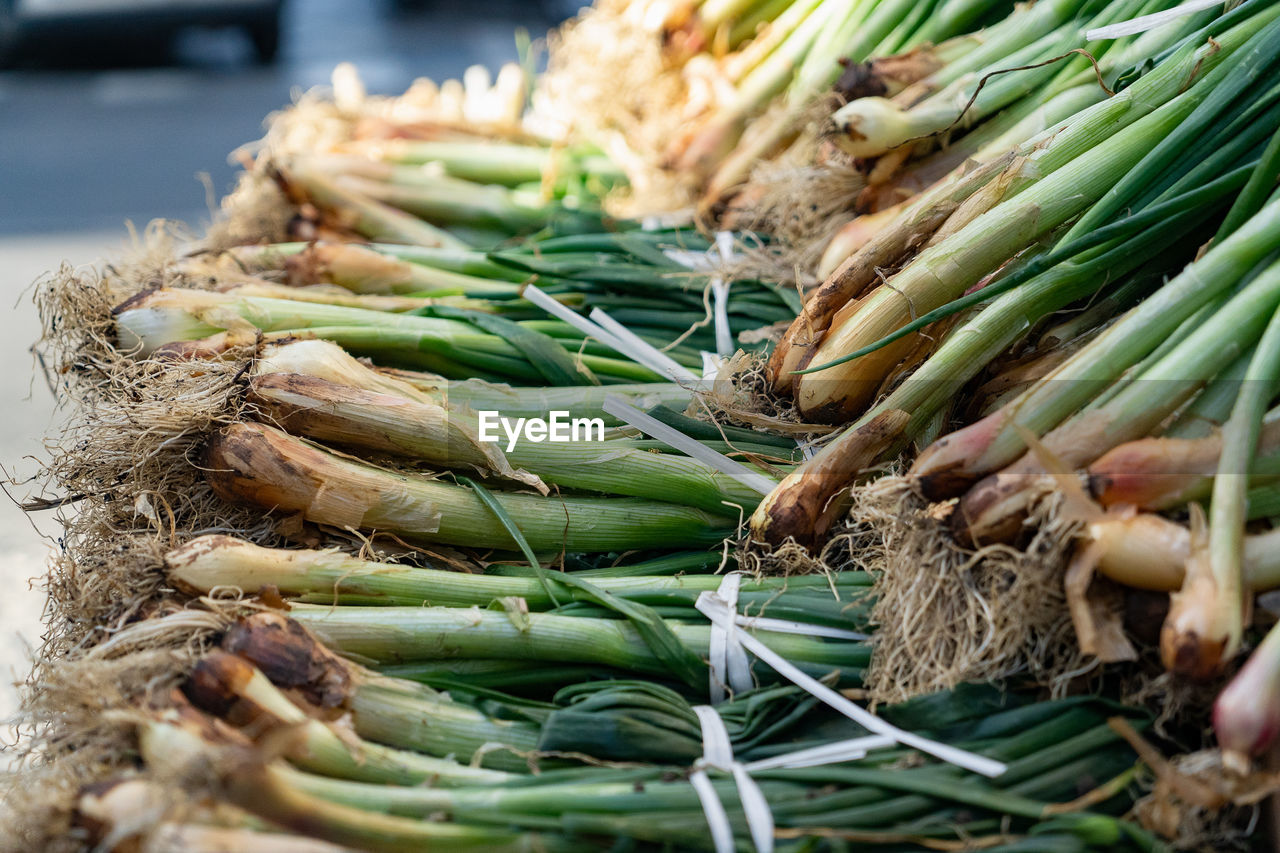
[858,478,1088,704]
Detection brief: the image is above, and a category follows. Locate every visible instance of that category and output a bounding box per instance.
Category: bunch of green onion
[145,621,1162,852]
[278,140,626,250]
[753,0,1280,546]
[171,537,871,697]
[673,0,1019,202]
[795,0,1231,278]
[214,227,802,359]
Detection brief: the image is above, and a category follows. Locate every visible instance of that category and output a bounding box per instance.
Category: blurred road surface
[0,0,568,764]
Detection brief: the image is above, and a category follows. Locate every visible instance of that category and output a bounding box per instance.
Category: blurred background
[0,0,580,763]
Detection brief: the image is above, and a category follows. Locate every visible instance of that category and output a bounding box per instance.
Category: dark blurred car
[0,0,284,65]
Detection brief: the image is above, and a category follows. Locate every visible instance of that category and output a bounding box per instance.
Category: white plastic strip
[524,285,702,385]
[694,592,1008,778]
[664,248,716,270]
[712,232,736,358]
[692,705,775,853]
[732,763,775,853]
[688,768,734,853]
[588,307,700,382]
[702,351,725,380]
[733,614,869,641]
[708,574,736,704]
[743,734,896,772]
[602,397,779,496]
[523,284,625,347]
[724,574,755,701]
[694,704,736,768]
[1085,0,1221,39]
[712,278,733,358]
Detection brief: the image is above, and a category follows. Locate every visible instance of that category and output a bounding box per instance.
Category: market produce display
[8,0,1280,851]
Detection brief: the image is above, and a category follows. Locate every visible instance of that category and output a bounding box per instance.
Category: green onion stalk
[908,181,1280,509]
[203,421,739,554]
[249,339,780,513]
[768,3,1270,398]
[768,54,1280,545]
[764,59,1280,544]
[1087,409,1280,512]
[213,230,800,357]
[482,230,803,352]
[136,717,580,852]
[193,606,867,759]
[285,602,866,687]
[184,647,518,786]
[1163,349,1258,439]
[831,2,1099,159]
[698,0,1013,202]
[817,0,1221,221]
[928,155,1280,539]
[718,0,825,85]
[791,8,1280,425]
[772,1,1278,399]
[1081,509,1280,594]
[330,138,627,196]
[218,241,531,298]
[113,288,676,384]
[749,145,1245,543]
[672,0,844,179]
[1161,300,1280,679]
[192,638,543,773]
[376,367,694,424]
[165,535,868,624]
[829,0,1204,161]
[831,75,1107,235]
[723,0,806,51]
[279,162,473,249]
[296,155,610,235]
[1215,615,1280,774]
[954,251,1280,545]
[187,643,826,778]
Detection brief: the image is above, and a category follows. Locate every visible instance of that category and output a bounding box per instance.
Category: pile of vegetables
[11,0,1280,851]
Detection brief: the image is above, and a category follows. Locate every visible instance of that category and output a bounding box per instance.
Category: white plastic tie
[733,614,868,641]
[601,397,778,496]
[707,574,753,703]
[523,285,702,386]
[701,351,726,380]
[694,703,736,768]
[588,307,700,383]
[523,283,621,344]
[691,704,775,853]
[664,233,745,272]
[694,592,1008,778]
[688,766,734,853]
[1085,0,1221,39]
[691,568,895,852]
[664,248,716,270]
[711,232,736,358]
[742,734,896,772]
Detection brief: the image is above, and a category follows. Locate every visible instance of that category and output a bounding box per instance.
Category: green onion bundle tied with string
[141,607,1162,852]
